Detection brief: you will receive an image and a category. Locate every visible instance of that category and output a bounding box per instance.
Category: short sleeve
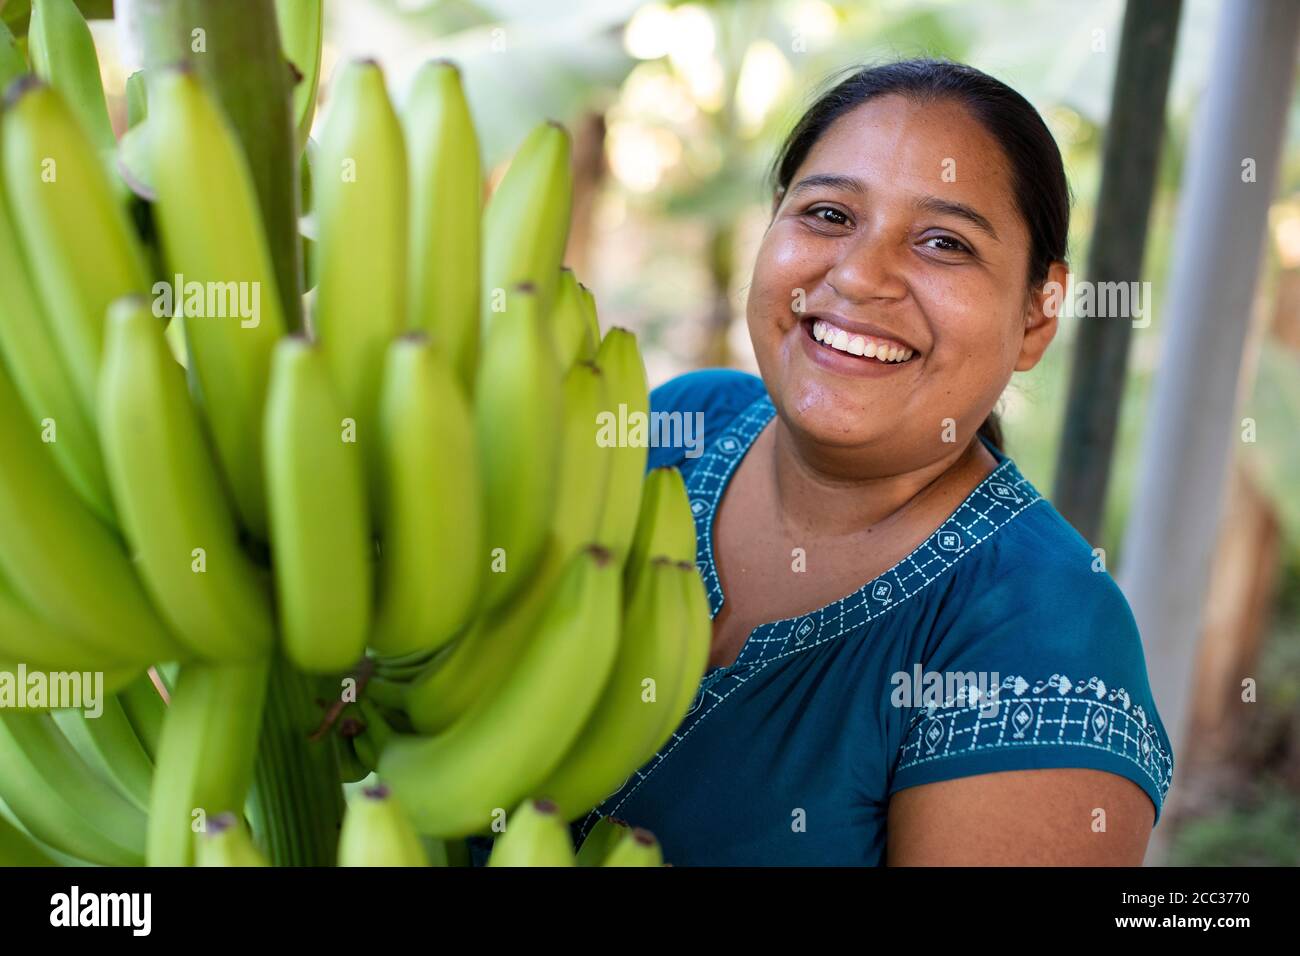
[646,368,768,472]
[888,541,1175,826]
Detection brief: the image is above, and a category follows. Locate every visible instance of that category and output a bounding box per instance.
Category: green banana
[2,77,150,419]
[371,335,481,659]
[312,58,407,512]
[576,280,601,355]
[273,0,323,151]
[625,466,697,599]
[552,268,596,372]
[338,783,430,866]
[487,798,576,867]
[0,20,25,89]
[27,0,114,153]
[380,545,621,838]
[476,283,563,610]
[0,122,114,524]
[99,296,275,662]
[0,350,183,667]
[405,58,481,395]
[551,358,613,569]
[51,691,155,812]
[264,338,371,674]
[149,66,288,538]
[593,328,650,560]
[534,557,688,822]
[644,561,712,756]
[575,814,629,866]
[147,659,270,867]
[195,813,269,867]
[0,710,146,865]
[602,826,664,867]
[0,811,59,866]
[481,120,572,331]
[403,534,566,734]
[0,560,138,674]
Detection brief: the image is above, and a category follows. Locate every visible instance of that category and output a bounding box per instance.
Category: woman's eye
[923,234,971,254]
[808,206,850,227]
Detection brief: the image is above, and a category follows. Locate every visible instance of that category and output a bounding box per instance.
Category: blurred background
[83,0,1298,865]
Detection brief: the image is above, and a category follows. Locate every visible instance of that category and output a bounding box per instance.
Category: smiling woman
[575,59,1174,866]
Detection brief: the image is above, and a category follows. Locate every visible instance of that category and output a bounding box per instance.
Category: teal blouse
[567,368,1175,866]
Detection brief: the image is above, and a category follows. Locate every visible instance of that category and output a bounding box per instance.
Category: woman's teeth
[811,319,913,363]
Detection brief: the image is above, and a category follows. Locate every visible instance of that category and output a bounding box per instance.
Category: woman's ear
[1015,261,1069,372]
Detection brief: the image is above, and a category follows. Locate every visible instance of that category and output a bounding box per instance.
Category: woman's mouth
[802,317,917,365]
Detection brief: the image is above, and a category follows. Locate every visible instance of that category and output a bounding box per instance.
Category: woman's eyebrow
[786,173,867,198]
[914,195,999,241]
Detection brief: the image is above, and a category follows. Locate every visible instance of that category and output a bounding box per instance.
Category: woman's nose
[825,228,909,304]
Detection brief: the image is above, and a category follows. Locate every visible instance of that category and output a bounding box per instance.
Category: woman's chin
[777,382,895,449]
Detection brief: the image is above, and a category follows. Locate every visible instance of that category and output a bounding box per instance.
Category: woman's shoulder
[938,469,1146,667]
[645,367,769,471]
[890,469,1174,821]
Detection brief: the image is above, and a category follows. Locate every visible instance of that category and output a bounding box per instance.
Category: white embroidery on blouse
[898,672,1173,802]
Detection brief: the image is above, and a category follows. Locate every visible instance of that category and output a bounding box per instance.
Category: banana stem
[130,0,305,332]
[250,654,345,866]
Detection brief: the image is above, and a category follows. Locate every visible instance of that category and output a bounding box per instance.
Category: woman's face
[746,94,1065,471]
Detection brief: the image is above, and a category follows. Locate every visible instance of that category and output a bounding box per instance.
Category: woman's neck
[765,419,998,539]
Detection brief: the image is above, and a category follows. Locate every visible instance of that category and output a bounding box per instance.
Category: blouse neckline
[686,392,1043,680]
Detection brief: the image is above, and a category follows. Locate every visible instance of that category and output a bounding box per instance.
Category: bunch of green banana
[0,21,715,868]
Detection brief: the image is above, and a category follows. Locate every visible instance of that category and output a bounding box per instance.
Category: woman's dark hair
[768,58,1070,453]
